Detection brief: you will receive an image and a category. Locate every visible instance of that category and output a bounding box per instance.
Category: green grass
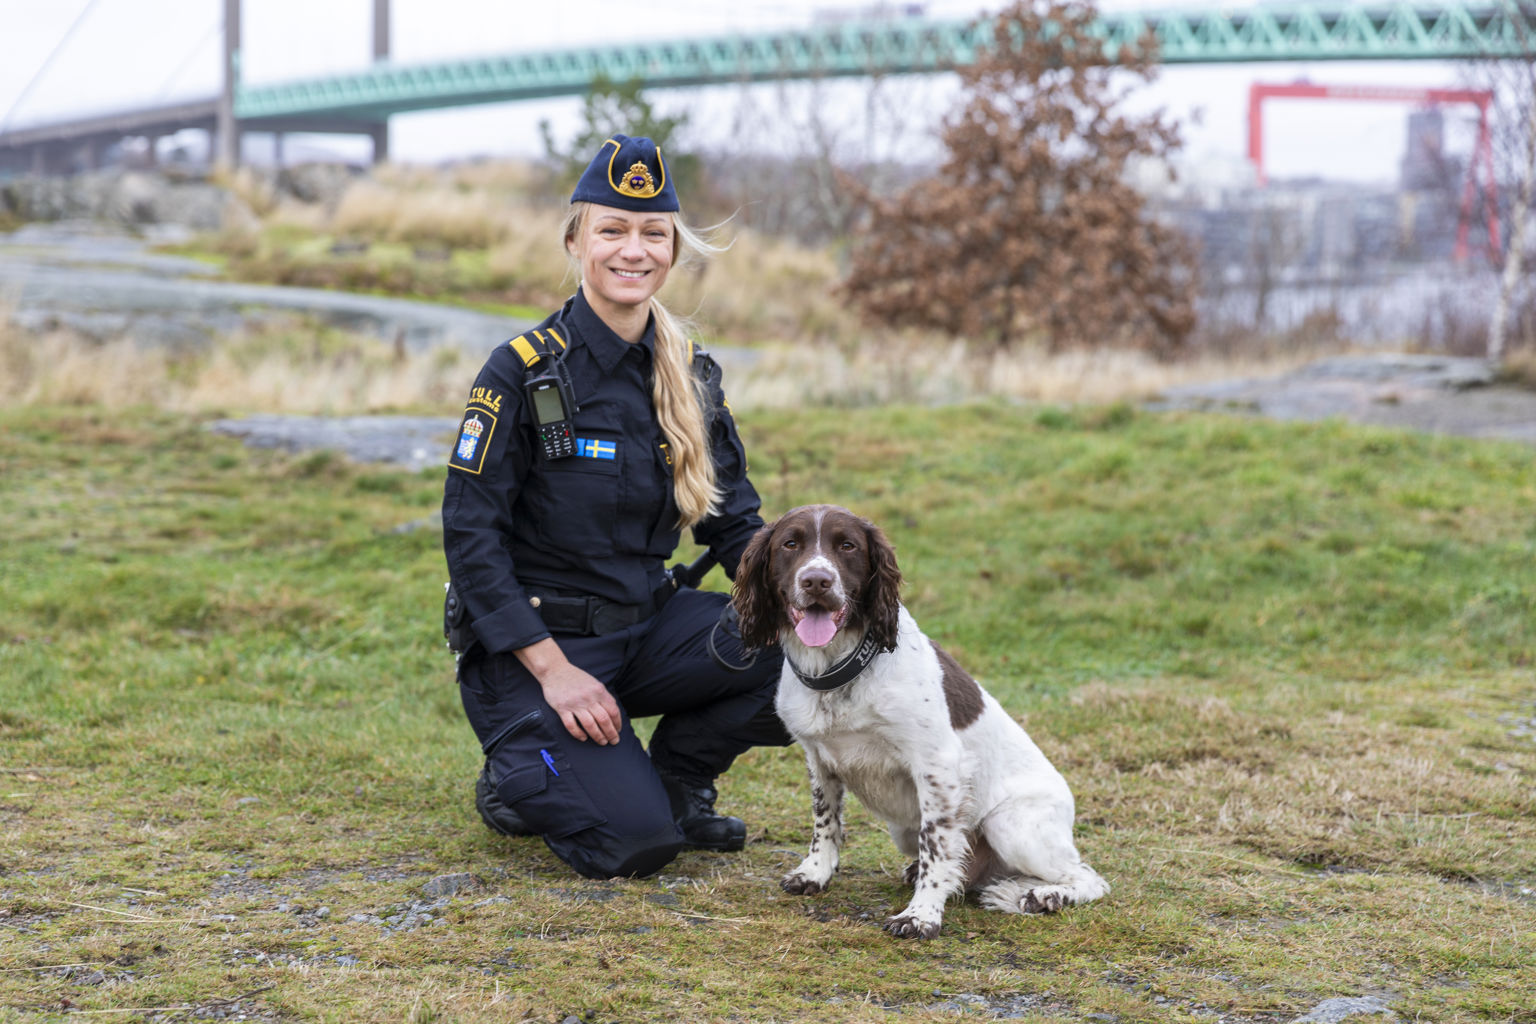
[2,402,1533,1022]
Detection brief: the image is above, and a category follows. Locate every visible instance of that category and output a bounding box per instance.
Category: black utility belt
[529,584,675,637]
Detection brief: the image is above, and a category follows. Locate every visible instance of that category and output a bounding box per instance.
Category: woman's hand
[516,638,622,745]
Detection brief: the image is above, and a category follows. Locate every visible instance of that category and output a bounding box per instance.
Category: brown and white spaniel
[734,504,1108,939]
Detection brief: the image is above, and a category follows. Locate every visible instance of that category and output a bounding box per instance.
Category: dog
[732,504,1108,939]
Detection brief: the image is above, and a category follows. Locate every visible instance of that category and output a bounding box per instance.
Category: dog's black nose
[799,568,835,595]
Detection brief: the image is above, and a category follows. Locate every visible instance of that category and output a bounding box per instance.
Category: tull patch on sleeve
[448,406,498,474]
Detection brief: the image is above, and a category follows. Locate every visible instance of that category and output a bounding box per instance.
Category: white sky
[0,0,1483,186]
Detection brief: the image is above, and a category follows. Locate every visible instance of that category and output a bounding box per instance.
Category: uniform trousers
[458,587,789,879]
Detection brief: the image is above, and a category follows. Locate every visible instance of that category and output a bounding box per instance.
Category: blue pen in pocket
[540,749,560,776]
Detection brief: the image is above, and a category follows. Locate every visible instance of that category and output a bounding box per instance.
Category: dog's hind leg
[977,797,1109,915]
[781,751,844,896]
[887,826,920,886]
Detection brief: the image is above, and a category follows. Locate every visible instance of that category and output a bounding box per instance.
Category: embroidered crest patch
[448,407,497,474]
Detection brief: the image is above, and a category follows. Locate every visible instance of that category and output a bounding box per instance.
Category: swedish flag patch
[575,437,618,460]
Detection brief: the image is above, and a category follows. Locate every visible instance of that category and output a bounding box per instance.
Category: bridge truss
[234,2,1536,123]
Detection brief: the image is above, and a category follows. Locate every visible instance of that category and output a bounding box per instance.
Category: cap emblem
[616,160,659,199]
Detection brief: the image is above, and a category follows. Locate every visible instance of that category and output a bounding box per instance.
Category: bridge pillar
[374,0,389,61]
[86,136,112,171]
[369,123,389,165]
[371,0,389,165]
[218,0,242,169]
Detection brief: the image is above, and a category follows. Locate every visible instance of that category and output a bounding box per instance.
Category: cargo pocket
[483,709,607,839]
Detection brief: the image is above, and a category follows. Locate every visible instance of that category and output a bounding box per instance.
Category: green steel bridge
[235,1,1534,123]
[1,1,1531,172]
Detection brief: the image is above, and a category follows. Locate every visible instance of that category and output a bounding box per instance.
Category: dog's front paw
[1023,888,1068,914]
[883,912,941,940]
[781,873,826,896]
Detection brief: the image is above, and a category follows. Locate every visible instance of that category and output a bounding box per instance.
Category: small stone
[1292,996,1395,1023]
[422,872,479,897]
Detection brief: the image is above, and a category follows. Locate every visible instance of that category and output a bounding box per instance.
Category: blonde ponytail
[563,203,729,530]
[649,297,719,527]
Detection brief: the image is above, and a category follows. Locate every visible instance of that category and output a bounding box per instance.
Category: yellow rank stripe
[509,328,567,368]
[509,334,539,367]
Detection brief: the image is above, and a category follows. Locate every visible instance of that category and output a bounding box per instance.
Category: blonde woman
[442,134,788,879]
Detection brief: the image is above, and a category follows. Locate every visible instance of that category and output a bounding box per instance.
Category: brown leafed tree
[840,0,1197,355]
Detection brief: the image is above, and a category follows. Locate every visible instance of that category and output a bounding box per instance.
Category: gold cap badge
[615,160,659,199]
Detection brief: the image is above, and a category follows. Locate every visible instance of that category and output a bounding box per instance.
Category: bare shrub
[840,0,1197,356]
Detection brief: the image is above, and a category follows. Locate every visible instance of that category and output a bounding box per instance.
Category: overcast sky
[0,0,1482,186]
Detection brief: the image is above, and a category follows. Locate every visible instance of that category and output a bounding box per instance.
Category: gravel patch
[1152,354,1536,445]
[0,221,530,352]
[1291,995,1396,1022]
[207,414,457,473]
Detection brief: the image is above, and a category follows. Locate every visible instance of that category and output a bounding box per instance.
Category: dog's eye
[839,540,857,551]
[784,540,799,550]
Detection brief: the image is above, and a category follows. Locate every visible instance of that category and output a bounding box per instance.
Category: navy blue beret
[569,134,679,213]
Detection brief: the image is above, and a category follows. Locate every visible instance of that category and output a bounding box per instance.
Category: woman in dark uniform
[441,134,788,880]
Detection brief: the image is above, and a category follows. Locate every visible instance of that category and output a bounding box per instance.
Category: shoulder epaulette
[508,326,568,371]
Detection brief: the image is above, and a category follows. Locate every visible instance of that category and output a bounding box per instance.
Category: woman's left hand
[515,638,623,745]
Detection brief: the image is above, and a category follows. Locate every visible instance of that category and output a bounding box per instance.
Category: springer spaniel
[733,504,1108,939]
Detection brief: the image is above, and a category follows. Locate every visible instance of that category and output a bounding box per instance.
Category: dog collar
[788,634,882,692]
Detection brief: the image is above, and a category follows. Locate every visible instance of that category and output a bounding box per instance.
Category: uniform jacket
[442,288,764,656]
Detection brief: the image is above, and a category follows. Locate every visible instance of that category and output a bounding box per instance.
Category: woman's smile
[569,205,675,335]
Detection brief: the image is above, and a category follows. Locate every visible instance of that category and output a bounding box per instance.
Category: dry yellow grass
[331,179,516,250]
[0,314,472,415]
[731,333,1321,409]
[0,307,1320,416]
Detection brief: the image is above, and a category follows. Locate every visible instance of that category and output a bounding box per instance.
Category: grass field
[2,400,1534,1023]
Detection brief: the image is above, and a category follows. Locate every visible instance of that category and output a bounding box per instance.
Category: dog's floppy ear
[863,518,903,652]
[731,521,782,650]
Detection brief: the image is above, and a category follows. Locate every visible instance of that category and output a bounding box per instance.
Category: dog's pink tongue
[795,610,839,648]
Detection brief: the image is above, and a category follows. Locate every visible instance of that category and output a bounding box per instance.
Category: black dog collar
[788,633,883,692]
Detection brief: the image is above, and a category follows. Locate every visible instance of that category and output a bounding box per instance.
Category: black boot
[660,775,746,852]
[475,765,534,837]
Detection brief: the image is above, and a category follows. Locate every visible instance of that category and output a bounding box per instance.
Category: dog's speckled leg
[781,752,844,896]
[884,765,968,939]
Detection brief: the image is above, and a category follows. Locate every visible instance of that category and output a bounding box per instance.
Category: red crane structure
[1246,80,1500,263]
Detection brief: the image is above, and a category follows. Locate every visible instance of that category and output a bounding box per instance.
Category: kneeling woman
[441,134,788,879]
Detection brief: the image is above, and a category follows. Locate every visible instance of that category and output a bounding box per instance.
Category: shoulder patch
[448,406,497,475]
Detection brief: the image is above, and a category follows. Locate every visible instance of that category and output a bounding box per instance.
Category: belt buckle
[582,596,601,636]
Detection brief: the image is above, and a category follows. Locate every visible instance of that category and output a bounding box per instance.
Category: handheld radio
[525,368,577,460]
